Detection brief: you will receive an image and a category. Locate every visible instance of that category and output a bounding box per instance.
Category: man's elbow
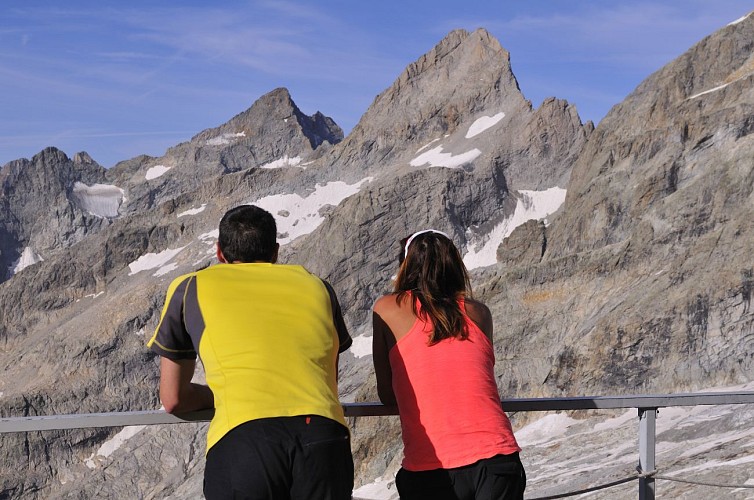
[160,392,182,414]
[160,391,185,413]
[161,384,213,413]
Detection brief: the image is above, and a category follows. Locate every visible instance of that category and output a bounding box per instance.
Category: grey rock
[0,147,114,284]
[107,87,343,214]
[3,16,754,500]
[497,219,547,266]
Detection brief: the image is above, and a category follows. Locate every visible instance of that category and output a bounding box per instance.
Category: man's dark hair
[218,205,277,263]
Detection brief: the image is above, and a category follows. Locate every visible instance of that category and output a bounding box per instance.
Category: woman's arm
[372,308,397,406]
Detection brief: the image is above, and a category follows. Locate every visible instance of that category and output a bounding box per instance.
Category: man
[147,204,354,499]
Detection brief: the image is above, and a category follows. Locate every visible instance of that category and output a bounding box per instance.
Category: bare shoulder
[463,297,491,320]
[463,297,493,341]
[373,294,399,314]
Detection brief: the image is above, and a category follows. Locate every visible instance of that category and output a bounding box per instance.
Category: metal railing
[2,391,754,499]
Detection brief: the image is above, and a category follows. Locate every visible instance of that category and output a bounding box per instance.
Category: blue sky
[1,1,751,168]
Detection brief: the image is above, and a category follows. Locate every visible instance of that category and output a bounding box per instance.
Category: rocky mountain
[105,87,344,214]
[1,16,754,499]
[0,149,114,283]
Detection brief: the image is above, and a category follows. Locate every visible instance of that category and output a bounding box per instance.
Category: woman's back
[377,294,520,470]
[372,230,525,499]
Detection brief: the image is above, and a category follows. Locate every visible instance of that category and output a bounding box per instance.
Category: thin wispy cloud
[257,0,337,24]
[1,1,750,167]
[94,51,168,62]
[0,130,196,143]
[491,3,741,69]
[116,5,390,82]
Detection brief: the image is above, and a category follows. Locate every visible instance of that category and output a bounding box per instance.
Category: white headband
[404,229,450,258]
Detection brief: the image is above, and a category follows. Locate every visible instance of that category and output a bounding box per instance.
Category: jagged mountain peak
[365,26,522,126]
[1,146,68,173]
[73,151,98,166]
[0,146,116,282]
[403,28,510,80]
[196,87,296,137]
[1,147,106,188]
[189,87,343,150]
[104,87,344,213]
[327,28,529,174]
[5,21,754,500]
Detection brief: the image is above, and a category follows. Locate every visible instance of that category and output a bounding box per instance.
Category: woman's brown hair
[394,231,472,344]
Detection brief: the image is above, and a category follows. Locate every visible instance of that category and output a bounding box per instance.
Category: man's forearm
[169,382,214,413]
[159,357,214,414]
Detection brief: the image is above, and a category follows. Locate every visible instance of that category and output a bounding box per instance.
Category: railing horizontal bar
[0,409,215,433]
[501,391,754,412]
[1,392,753,434]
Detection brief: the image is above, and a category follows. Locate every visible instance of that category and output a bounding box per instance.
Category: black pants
[203,415,354,500]
[395,453,526,500]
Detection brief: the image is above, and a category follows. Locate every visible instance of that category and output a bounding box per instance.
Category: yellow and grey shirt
[147,263,352,452]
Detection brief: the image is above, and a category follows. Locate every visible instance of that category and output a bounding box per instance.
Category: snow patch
[71,182,124,218]
[128,246,187,275]
[592,409,636,432]
[669,453,754,476]
[416,138,441,153]
[145,164,171,180]
[9,246,44,275]
[206,132,246,146]
[463,187,566,270]
[85,425,146,469]
[199,230,219,255]
[352,476,398,500]
[190,178,372,255]
[465,112,505,138]
[349,334,372,359]
[688,83,731,100]
[519,382,754,493]
[260,155,303,169]
[677,427,754,460]
[729,12,752,26]
[410,146,481,169]
[177,204,207,218]
[199,229,219,242]
[516,413,580,447]
[154,262,180,277]
[251,178,372,245]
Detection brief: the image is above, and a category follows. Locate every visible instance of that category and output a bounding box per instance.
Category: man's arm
[322,280,353,353]
[159,357,214,414]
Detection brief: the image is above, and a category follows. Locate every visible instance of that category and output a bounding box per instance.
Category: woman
[372,229,525,500]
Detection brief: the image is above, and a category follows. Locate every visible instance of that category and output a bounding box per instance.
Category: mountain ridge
[1,17,754,498]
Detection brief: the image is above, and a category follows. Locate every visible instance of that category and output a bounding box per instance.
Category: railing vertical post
[638,407,657,500]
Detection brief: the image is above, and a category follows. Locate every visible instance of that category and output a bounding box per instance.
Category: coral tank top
[389,298,521,471]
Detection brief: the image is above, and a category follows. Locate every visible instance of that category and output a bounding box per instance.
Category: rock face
[497,219,547,266]
[0,148,114,283]
[105,87,343,213]
[528,15,754,396]
[1,17,754,499]
[326,28,588,187]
